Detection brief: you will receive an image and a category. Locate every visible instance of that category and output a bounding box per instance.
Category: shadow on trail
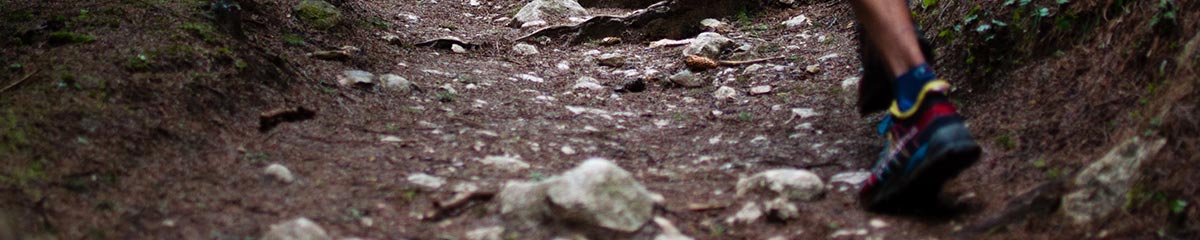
[870,192,984,223]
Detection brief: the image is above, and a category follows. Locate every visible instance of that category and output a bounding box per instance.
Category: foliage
[294,0,342,30]
[47,31,97,45]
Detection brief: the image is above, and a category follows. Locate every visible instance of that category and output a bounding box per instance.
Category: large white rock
[262,218,330,240]
[1062,137,1166,224]
[736,169,825,201]
[497,158,659,233]
[509,0,588,27]
[682,32,733,58]
[545,159,658,232]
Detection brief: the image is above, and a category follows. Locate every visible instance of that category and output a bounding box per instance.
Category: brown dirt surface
[1,0,1197,239]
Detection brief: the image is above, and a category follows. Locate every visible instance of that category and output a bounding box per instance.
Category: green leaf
[975,24,992,32]
[922,0,938,9]
[1003,0,1015,6]
[1056,0,1069,4]
[991,19,1008,27]
[1037,8,1051,17]
[1019,0,1032,6]
[1171,199,1188,214]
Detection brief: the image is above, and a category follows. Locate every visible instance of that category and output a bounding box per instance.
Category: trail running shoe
[859,79,982,211]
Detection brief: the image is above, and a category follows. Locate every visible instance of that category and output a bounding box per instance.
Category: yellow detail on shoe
[888,79,951,119]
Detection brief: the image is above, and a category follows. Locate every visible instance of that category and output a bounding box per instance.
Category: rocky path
[231,0,1002,239]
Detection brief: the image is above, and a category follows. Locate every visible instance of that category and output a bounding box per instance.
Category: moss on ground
[294,0,342,30]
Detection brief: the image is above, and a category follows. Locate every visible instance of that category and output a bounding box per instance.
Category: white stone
[478,155,530,172]
[830,171,871,186]
[264,163,295,183]
[406,173,447,189]
[451,44,467,53]
[653,217,694,240]
[782,15,809,29]
[669,70,703,88]
[513,43,540,56]
[465,226,505,240]
[682,32,733,58]
[262,218,330,240]
[561,145,577,155]
[700,18,727,29]
[805,64,821,74]
[545,158,658,232]
[725,202,763,225]
[597,53,626,67]
[379,74,412,92]
[380,136,404,142]
[497,158,659,233]
[736,169,825,201]
[574,77,604,90]
[749,85,772,95]
[517,74,545,83]
[337,70,374,86]
[841,77,861,92]
[869,218,888,228]
[743,64,764,74]
[713,86,738,100]
[791,108,820,119]
[521,20,548,28]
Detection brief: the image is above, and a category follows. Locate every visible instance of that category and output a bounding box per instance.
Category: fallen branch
[422,191,497,221]
[0,69,40,93]
[684,55,786,71]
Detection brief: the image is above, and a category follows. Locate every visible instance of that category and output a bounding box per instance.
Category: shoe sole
[862,122,981,211]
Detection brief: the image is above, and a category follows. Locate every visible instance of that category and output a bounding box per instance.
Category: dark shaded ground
[0,0,1197,239]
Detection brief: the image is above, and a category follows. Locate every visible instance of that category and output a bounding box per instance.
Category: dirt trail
[2,0,1196,239]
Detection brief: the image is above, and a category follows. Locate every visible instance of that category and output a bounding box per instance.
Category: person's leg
[851,0,927,77]
[850,0,982,211]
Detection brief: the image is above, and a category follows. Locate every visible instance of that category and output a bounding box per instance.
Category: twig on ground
[1,69,39,94]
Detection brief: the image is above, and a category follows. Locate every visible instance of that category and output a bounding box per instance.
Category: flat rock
[406,173,447,189]
[700,18,728,30]
[669,70,703,88]
[736,169,825,201]
[573,77,604,90]
[337,70,374,86]
[465,226,505,240]
[749,85,772,95]
[1062,137,1167,224]
[513,43,540,56]
[262,218,330,240]
[782,15,809,29]
[597,53,626,67]
[478,155,530,172]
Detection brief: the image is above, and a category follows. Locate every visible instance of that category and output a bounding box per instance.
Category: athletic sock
[894,63,937,113]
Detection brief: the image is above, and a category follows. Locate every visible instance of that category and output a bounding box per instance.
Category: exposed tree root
[517,0,774,44]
